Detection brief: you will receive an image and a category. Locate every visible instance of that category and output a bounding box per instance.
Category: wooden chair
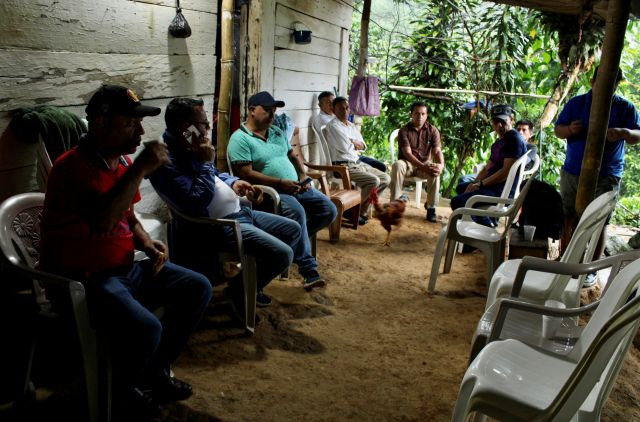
[291,130,361,243]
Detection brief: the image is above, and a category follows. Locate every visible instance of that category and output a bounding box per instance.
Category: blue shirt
[487,129,527,194]
[148,131,238,217]
[555,90,640,177]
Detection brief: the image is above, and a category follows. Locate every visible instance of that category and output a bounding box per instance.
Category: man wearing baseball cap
[228,91,337,291]
[450,104,527,227]
[40,84,212,418]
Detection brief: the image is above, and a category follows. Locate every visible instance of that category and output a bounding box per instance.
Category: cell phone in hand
[298,176,313,187]
[185,124,201,144]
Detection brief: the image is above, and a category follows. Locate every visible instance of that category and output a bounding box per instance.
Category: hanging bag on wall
[169,0,192,38]
[348,76,380,116]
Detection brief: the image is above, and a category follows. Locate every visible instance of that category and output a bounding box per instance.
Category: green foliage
[350,2,640,203]
[611,196,640,226]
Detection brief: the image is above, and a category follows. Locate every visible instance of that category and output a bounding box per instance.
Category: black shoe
[148,374,193,403]
[256,290,272,308]
[426,207,437,223]
[358,215,369,225]
[461,244,477,253]
[118,387,162,421]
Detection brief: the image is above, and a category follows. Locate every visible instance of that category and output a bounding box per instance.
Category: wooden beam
[575,0,630,216]
[216,0,234,172]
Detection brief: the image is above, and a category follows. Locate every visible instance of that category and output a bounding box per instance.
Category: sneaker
[358,215,369,226]
[302,270,326,291]
[582,273,598,289]
[426,207,437,223]
[256,290,272,308]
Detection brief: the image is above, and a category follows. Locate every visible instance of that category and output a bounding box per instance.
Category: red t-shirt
[40,145,141,278]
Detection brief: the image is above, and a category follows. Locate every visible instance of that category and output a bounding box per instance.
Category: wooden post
[216,0,235,172]
[575,0,630,217]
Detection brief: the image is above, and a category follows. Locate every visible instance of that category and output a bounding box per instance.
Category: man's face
[320,95,335,114]
[491,116,512,138]
[249,104,276,130]
[333,100,350,120]
[186,106,211,143]
[411,106,428,128]
[98,114,145,155]
[516,124,532,142]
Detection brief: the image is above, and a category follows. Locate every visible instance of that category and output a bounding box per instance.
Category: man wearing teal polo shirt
[228,91,337,290]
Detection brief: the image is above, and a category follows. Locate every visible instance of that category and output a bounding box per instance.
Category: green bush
[611,196,640,226]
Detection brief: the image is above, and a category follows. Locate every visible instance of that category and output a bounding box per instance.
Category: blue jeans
[85,260,212,388]
[279,187,337,276]
[222,207,300,289]
[359,155,387,172]
[451,181,502,227]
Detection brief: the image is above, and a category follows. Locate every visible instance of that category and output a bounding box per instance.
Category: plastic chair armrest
[465,195,515,208]
[489,298,600,342]
[511,251,640,297]
[10,263,83,289]
[254,184,280,212]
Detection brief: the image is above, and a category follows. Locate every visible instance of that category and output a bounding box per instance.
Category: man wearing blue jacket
[149,98,302,314]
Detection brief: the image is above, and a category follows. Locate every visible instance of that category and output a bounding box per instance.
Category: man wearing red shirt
[40,85,212,418]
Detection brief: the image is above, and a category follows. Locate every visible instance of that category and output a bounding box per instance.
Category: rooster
[369,187,408,246]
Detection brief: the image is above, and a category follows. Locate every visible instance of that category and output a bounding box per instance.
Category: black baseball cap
[491,104,514,122]
[85,85,161,118]
[248,91,285,108]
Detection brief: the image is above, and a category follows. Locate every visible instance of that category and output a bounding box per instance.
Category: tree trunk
[538,58,591,129]
[216,0,235,172]
[575,0,630,217]
[357,0,372,77]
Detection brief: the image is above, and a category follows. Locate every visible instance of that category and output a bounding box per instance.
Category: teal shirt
[228,123,299,181]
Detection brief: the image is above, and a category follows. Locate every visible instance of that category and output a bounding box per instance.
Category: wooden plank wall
[271,0,353,161]
[0,0,217,202]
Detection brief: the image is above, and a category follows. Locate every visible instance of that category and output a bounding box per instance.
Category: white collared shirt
[324,118,366,163]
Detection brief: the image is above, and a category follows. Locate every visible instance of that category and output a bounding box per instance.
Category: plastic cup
[523,225,536,241]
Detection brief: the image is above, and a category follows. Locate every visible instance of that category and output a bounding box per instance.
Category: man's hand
[134,142,170,176]
[351,139,365,151]
[232,180,253,196]
[145,239,169,276]
[298,174,312,192]
[279,179,301,194]
[426,162,443,177]
[464,182,480,193]
[568,120,583,136]
[192,136,216,162]
[606,127,630,142]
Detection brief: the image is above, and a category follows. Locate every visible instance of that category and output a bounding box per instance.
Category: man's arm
[235,163,301,194]
[129,206,168,274]
[480,157,516,187]
[554,120,583,139]
[607,128,640,145]
[93,143,169,232]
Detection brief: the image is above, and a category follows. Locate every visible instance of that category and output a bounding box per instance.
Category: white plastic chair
[156,193,258,333]
[484,190,618,312]
[389,128,430,209]
[469,249,640,362]
[0,193,111,422]
[452,256,640,422]
[522,151,540,178]
[427,156,533,292]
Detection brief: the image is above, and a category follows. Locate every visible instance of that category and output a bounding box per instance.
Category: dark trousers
[86,260,212,389]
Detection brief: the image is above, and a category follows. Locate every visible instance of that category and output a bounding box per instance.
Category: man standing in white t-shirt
[149,98,302,317]
[324,96,391,224]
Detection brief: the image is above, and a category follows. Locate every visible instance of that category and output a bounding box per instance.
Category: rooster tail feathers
[369,187,379,204]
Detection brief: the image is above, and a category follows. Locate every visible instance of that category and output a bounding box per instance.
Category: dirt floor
[161,201,640,422]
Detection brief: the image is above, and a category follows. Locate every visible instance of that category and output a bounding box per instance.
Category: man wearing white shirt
[313,91,387,172]
[324,96,390,224]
